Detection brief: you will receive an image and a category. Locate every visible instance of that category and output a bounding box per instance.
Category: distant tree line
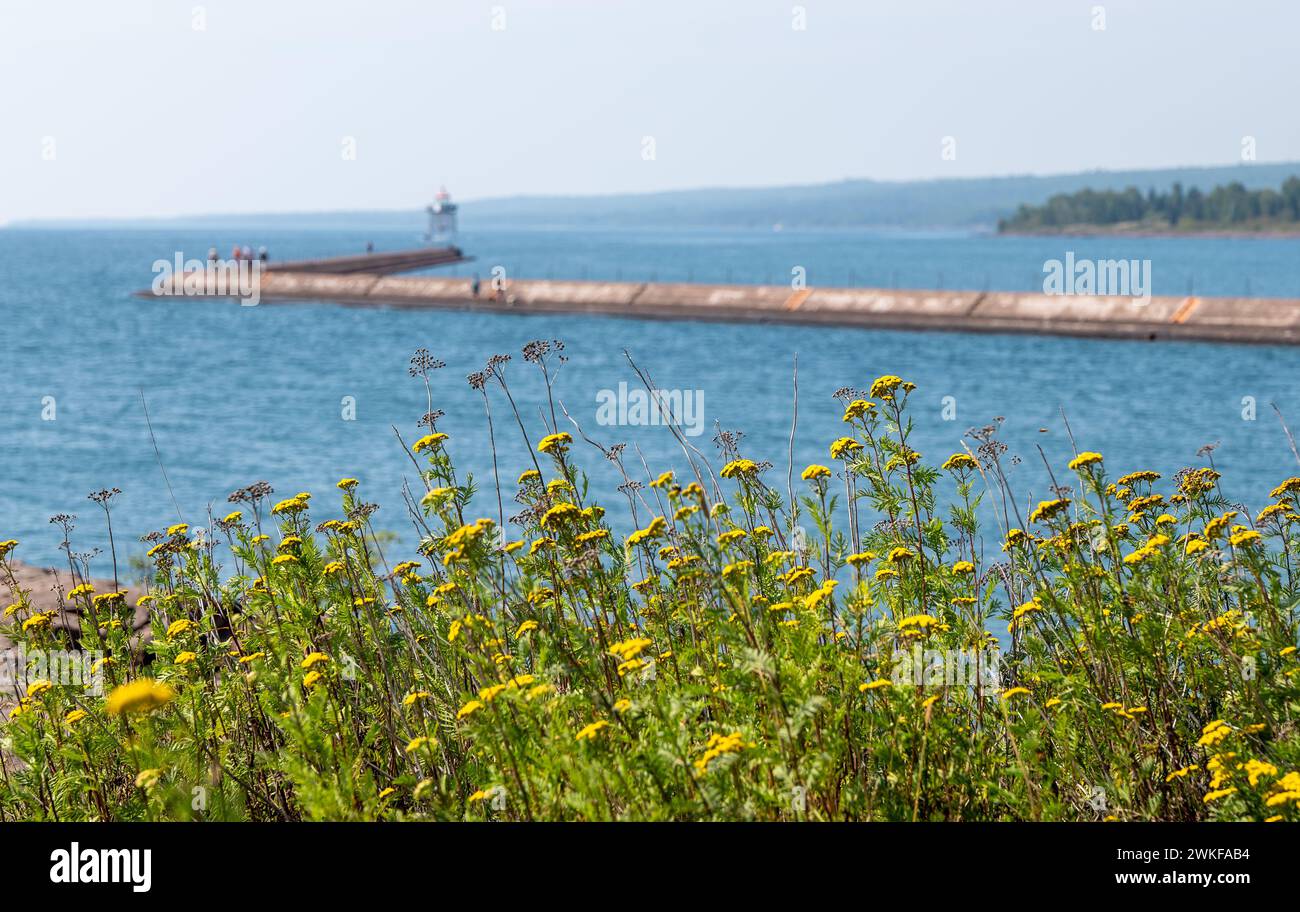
[999,176,1300,231]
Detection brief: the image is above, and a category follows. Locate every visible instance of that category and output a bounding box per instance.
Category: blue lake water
[1,226,1298,571]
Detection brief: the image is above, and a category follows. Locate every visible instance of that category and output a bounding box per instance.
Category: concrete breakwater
[145,270,1300,345]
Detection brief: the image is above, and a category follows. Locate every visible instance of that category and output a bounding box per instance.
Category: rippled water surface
[2,226,1298,569]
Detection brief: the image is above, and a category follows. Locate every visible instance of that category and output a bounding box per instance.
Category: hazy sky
[2,0,1297,223]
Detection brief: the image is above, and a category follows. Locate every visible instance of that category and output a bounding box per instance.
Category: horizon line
[4,158,1296,230]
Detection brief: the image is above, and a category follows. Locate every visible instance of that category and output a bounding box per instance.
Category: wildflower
[8,700,32,720]
[1068,451,1103,470]
[1001,687,1031,701]
[716,528,747,547]
[781,566,815,585]
[884,449,921,471]
[515,619,538,638]
[22,612,53,633]
[720,459,758,479]
[536,432,572,455]
[406,736,436,754]
[1029,498,1070,524]
[801,464,832,481]
[1204,512,1237,540]
[722,560,754,578]
[271,553,298,566]
[859,679,891,692]
[846,551,875,566]
[575,720,609,741]
[842,399,874,421]
[166,618,195,639]
[613,698,632,713]
[1245,759,1278,787]
[526,683,554,701]
[540,502,582,529]
[457,700,483,719]
[626,516,666,547]
[479,683,509,702]
[1123,537,1166,564]
[829,437,863,459]
[1228,528,1262,547]
[64,708,88,727]
[952,560,975,574]
[898,614,941,636]
[412,432,449,454]
[1009,599,1042,630]
[1203,787,1237,803]
[175,651,197,665]
[887,546,913,563]
[1269,477,1300,499]
[68,583,95,600]
[1185,538,1209,555]
[1197,720,1232,747]
[135,769,162,790]
[609,637,653,661]
[403,690,431,707]
[941,453,978,471]
[613,657,644,680]
[1257,503,1290,524]
[302,670,324,689]
[105,679,175,716]
[693,731,752,773]
[1003,528,1027,549]
[650,471,674,488]
[869,375,904,399]
[301,652,330,669]
[270,497,307,515]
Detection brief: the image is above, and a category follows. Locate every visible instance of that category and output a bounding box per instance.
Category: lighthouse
[425,186,458,245]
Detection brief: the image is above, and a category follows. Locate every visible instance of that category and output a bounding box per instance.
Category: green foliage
[1000,176,1300,232]
[1,356,1298,821]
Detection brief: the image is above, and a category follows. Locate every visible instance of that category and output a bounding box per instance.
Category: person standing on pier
[471,274,480,298]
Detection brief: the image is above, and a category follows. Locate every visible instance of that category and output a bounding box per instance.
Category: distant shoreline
[1000,224,1300,240]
